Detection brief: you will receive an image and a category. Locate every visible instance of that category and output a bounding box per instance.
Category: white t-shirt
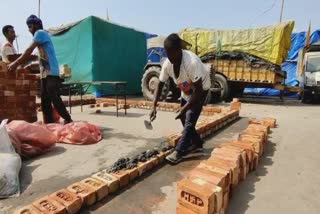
[1,42,17,63]
[159,50,211,101]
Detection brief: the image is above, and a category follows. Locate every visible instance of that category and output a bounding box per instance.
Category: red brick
[137,161,148,176]
[32,196,67,214]
[223,191,230,209]
[262,117,276,128]
[230,101,241,111]
[176,204,198,214]
[197,162,231,190]
[242,129,266,144]
[111,170,130,187]
[91,171,119,193]
[188,167,229,192]
[49,189,82,214]
[213,147,246,168]
[157,152,166,163]
[123,167,139,181]
[177,177,223,214]
[217,141,254,163]
[238,134,263,156]
[205,157,240,186]
[14,205,42,214]
[80,177,109,201]
[4,90,15,96]
[248,123,269,134]
[0,62,8,72]
[211,150,241,167]
[66,182,96,206]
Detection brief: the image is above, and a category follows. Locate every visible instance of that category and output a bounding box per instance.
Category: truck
[141,21,301,102]
[298,41,320,103]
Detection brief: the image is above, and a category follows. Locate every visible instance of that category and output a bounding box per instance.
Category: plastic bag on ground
[47,121,102,145]
[0,119,22,198]
[7,120,57,158]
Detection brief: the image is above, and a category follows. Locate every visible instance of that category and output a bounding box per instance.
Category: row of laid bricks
[15,102,241,214]
[95,98,223,116]
[0,62,38,122]
[167,109,240,146]
[176,117,276,214]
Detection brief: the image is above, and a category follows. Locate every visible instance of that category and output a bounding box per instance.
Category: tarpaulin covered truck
[141,21,300,102]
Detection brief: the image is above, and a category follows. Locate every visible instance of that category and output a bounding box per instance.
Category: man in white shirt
[150,33,211,163]
[1,25,19,63]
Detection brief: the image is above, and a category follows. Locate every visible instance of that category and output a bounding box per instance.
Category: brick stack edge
[14,100,241,214]
[176,117,276,214]
[0,62,38,122]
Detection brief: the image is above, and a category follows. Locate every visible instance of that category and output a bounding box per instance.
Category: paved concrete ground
[0,104,183,213]
[1,99,320,214]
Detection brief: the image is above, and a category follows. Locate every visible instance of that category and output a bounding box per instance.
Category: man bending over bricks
[150,33,211,163]
[8,15,73,124]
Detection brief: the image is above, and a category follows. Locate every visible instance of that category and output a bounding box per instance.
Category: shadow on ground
[226,138,276,214]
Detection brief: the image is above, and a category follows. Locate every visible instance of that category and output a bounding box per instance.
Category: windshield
[306,55,320,72]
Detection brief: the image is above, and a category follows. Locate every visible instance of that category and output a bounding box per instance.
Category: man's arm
[8,41,38,71]
[153,81,165,108]
[150,81,165,121]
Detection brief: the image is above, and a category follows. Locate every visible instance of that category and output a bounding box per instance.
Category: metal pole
[15,36,19,53]
[38,0,41,18]
[279,0,284,22]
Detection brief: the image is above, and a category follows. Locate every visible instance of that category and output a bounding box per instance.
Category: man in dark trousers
[8,15,72,124]
[150,33,211,163]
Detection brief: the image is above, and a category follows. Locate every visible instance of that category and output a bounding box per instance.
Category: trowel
[144,119,153,130]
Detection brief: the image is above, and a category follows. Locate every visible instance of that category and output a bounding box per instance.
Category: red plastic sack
[7,121,57,158]
[47,121,102,145]
[7,121,102,158]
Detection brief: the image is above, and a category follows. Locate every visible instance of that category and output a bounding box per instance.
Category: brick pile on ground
[176,117,276,214]
[14,101,242,214]
[0,62,38,122]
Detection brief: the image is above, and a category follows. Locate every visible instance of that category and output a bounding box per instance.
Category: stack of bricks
[95,98,222,116]
[176,117,276,214]
[0,62,38,122]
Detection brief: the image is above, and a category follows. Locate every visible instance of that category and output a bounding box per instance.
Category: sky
[0,0,319,52]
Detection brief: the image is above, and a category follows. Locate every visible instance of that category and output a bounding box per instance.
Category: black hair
[2,25,14,36]
[164,33,182,50]
[26,15,43,30]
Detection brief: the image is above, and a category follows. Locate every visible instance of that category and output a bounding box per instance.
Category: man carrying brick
[8,15,73,124]
[150,33,211,163]
[1,25,19,63]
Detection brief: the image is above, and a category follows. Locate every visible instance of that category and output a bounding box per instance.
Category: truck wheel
[211,74,229,102]
[141,66,169,101]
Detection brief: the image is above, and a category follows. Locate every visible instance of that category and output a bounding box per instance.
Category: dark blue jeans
[176,91,208,154]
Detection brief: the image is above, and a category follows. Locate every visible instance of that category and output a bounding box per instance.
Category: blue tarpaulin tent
[244,30,320,96]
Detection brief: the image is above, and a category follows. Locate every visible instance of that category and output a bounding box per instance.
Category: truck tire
[211,74,229,102]
[141,66,169,101]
